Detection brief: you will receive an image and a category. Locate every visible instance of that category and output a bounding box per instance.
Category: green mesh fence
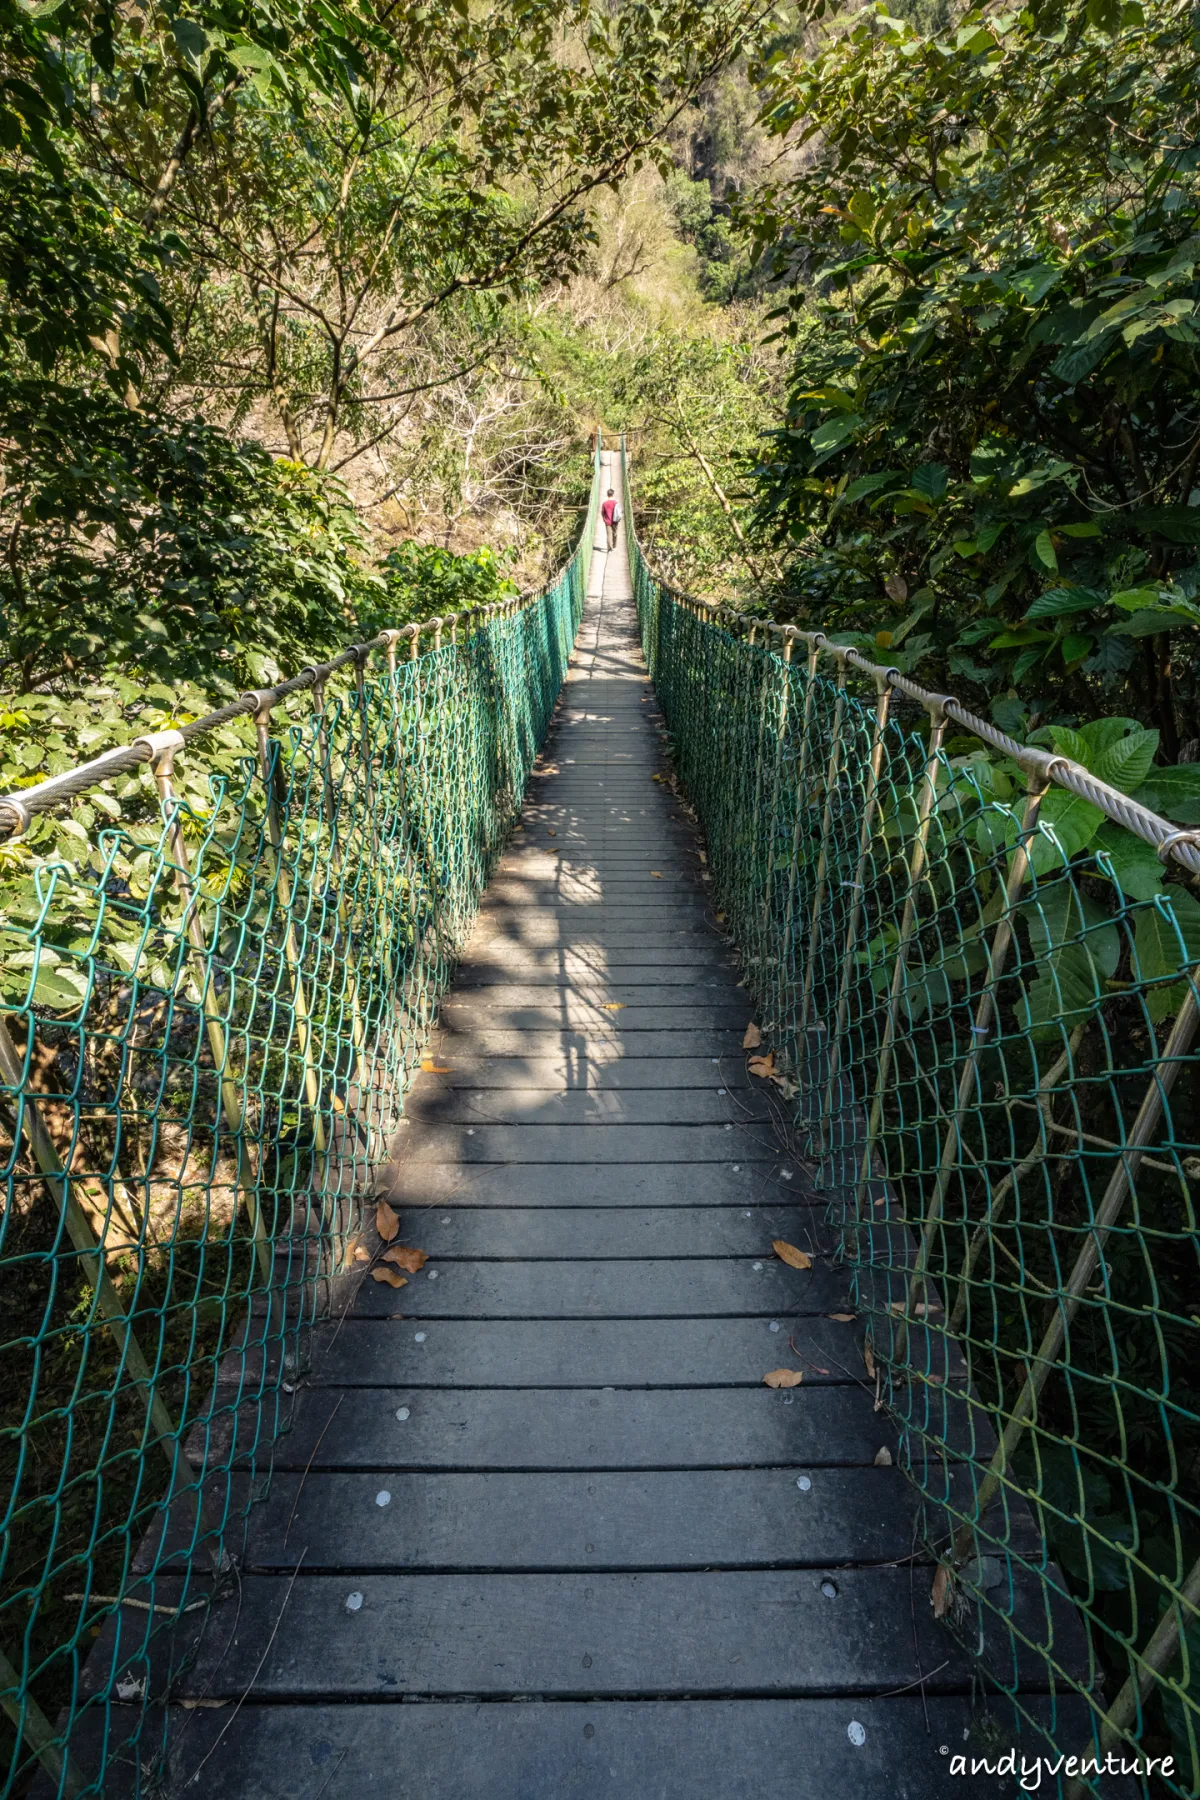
[626,444,1200,1794]
[0,447,599,1797]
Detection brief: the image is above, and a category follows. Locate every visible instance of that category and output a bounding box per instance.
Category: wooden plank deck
[74,454,1091,1795]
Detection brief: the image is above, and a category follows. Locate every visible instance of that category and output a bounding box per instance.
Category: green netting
[0,448,598,1797]
[627,446,1200,1795]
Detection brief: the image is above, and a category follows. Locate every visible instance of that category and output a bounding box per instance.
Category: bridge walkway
[113,458,1042,1797]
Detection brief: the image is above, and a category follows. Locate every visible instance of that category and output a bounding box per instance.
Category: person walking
[601,487,622,551]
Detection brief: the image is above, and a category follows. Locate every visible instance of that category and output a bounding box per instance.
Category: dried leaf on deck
[762,1368,804,1389]
[742,1022,762,1050]
[421,1060,453,1074]
[873,1447,893,1467]
[375,1200,399,1243]
[372,1267,407,1289]
[352,1245,371,1265]
[547,827,556,836]
[863,1338,876,1380]
[828,1312,856,1323]
[931,1564,952,1618]
[385,1245,428,1273]
[748,1052,775,1079]
[602,1002,625,1011]
[650,871,662,879]
[773,1240,812,1271]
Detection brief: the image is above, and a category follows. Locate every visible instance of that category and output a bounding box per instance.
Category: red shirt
[601,499,617,526]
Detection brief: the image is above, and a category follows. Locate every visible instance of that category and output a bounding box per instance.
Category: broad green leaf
[1131,766,1200,826]
[811,414,861,453]
[1047,725,1091,767]
[1108,607,1199,637]
[1088,727,1159,794]
[1093,822,1163,901]
[1124,506,1200,544]
[1023,881,1119,976]
[1134,892,1200,1021]
[1030,791,1106,875]
[1025,587,1103,620]
[1032,529,1057,571]
[1019,944,1107,1038]
[839,472,894,504]
[911,462,948,502]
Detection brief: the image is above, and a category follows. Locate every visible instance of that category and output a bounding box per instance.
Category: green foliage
[0,377,374,695]
[743,0,1200,758]
[371,542,518,629]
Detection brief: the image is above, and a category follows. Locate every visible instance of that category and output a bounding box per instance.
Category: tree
[742,0,1200,759]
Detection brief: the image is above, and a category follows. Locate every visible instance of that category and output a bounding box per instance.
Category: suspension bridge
[1,443,1198,1798]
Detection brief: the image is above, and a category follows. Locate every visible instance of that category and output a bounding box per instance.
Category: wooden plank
[454,974,742,997]
[434,1002,750,1031]
[401,1089,769,1125]
[239,1468,923,1570]
[383,1162,799,1208]
[455,962,740,985]
[381,1206,820,1258]
[390,1122,779,1164]
[148,1567,1028,1698]
[310,1316,870,1388]
[458,947,737,969]
[72,1696,1077,1800]
[212,1383,898,1472]
[402,1055,760,1091]
[347,1255,846,1319]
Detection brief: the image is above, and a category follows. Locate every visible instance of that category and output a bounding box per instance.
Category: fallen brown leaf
[385,1245,428,1273]
[602,1001,625,1011]
[372,1267,407,1289]
[353,1245,371,1265]
[547,827,557,836]
[863,1338,876,1380]
[914,1301,943,1316]
[931,1564,951,1619]
[742,1022,762,1050]
[773,1240,813,1271]
[762,1368,804,1389]
[748,1052,776,1079]
[874,1446,893,1467]
[421,1060,454,1074]
[650,871,662,879]
[828,1312,856,1323]
[376,1200,399,1243]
